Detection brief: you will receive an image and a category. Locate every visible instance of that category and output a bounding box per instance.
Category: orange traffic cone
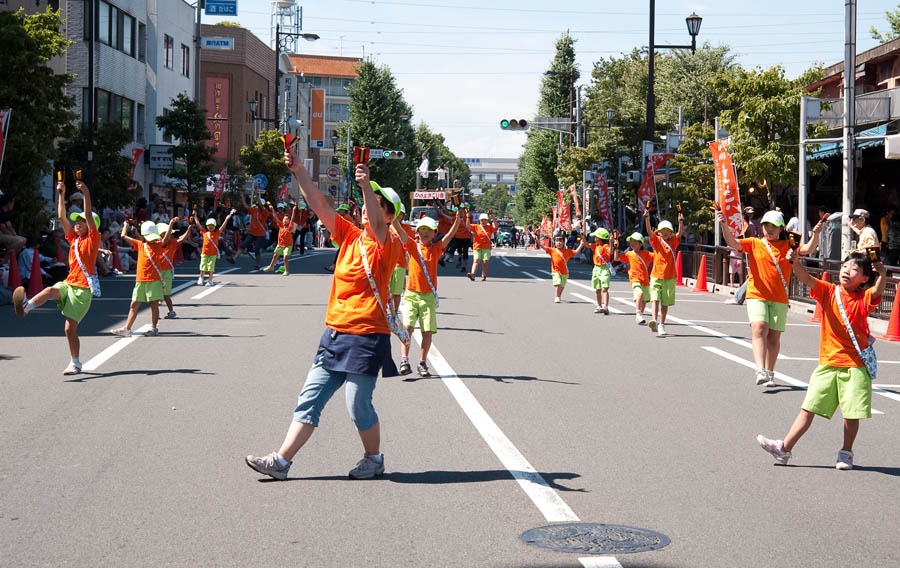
[692,254,710,293]
[881,291,900,341]
[27,249,43,296]
[55,240,65,262]
[675,251,685,286]
[808,272,827,323]
[7,251,21,289]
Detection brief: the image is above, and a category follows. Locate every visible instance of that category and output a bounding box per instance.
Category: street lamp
[274,25,320,134]
[606,108,615,129]
[248,99,278,125]
[646,3,702,140]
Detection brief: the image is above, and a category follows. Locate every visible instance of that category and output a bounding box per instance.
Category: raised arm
[239,191,249,211]
[573,238,585,255]
[76,180,96,232]
[120,220,140,246]
[176,225,194,244]
[872,260,888,299]
[440,211,463,249]
[285,148,336,236]
[56,181,72,234]
[391,217,410,246]
[643,208,655,237]
[788,248,816,289]
[677,210,685,239]
[161,216,178,246]
[356,164,387,245]
[218,209,235,233]
[716,210,742,251]
[798,216,825,256]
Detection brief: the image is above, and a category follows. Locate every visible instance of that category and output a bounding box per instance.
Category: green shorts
[650,277,676,306]
[474,248,491,261]
[53,281,92,323]
[161,269,173,295]
[746,299,789,332]
[132,280,164,303]
[802,365,872,420]
[552,272,568,287]
[402,289,437,333]
[274,245,292,257]
[389,267,406,296]
[200,254,217,272]
[632,282,650,302]
[591,265,610,290]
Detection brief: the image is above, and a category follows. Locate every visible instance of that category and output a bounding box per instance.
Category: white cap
[760,210,785,227]
[627,232,644,243]
[70,192,84,201]
[479,213,489,221]
[206,218,217,226]
[850,208,869,219]
[657,220,674,232]
[140,220,161,241]
[416,216,438,231]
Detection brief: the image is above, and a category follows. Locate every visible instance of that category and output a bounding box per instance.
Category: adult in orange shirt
[246,150,404,482]
[467,211,498,281]
[542,233,584,303]
[13,179,99,375]
[112,220,169,337]
[719,209,823,387]
[232,193,270,269]
[643,208,685,337]
[615,232,654,325]
[757,250,885,470]
[157,218,195,319]
[392,212,462,376]
[583,228,617,314]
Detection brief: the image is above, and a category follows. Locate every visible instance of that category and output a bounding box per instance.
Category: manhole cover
[520,522,670,555]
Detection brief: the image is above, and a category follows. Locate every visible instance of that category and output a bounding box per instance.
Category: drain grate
[520,522,670,555]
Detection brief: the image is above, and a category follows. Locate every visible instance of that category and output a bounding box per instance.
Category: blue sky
[206,0,898,159]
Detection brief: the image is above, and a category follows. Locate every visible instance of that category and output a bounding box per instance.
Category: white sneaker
[145,327,159,337]
[657,324,668,337]
[635,314,646,325]
[205,281,213,287]
[348,454,385,479]
[757,434,792,465]
[62,361,82,375]
[648,320,658,332]
[554,297,561,303]
[111,327,132,337]
[836,450,854,470]
[197,276,204,286]
[594,306,602,313]
[755,369,769,386]
[764,370,777,388]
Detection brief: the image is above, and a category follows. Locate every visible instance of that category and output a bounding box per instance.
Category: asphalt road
[3,245,900,567]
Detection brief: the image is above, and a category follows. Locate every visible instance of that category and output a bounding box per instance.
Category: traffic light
[382,150,405,159]
[500,119,529,131]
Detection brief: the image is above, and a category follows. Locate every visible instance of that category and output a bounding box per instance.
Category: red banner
[205,77,229,160]
[127,147,143,191]
[213,167,227,210]
[709,140,743,237]
[559,203,572,232]
[540,216,551,235]
[595,173,613,229]
[637,153,674,212]
[569,184,581,217]
[551,206,558,232]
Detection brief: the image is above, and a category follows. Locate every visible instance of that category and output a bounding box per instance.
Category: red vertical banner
[637,153,674,211]
[552,206,558,231]
[128,148,143,179]
[709,140,743,237]
[214,167,227,209]
[559,203,572,232]
[310,89,325,146]
[595,173,613,229]
[569,184,581,217]
[205,77,229,160]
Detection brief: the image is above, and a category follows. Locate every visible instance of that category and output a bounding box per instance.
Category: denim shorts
[293,356,379,431]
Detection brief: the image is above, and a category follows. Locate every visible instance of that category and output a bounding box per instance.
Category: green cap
[336,204,351,213]
[369,181,402,220]
[69,211,101,227]
[592,228,610,240]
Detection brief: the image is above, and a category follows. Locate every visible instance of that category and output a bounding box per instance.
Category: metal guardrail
[676,244,899,320]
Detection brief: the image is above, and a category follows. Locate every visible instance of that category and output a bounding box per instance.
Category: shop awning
[809,124,887,160]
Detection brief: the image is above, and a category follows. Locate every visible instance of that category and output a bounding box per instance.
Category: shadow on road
[65,367,214,382]
[264,469,586,492]
[440,327,502,335]
[761,386,806,394]
[402,374,578,385]
[788,464,900,477]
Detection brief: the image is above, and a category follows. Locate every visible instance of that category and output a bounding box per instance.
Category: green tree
[665,122,717,235]
[239,129,290,203]
[341,60,417,196]
[414,122,470,192]
[155,93,215,204]
[516,32,579,224]
[871,5,900,42]
[474,184,512,217]
[0,8,75,236]
[214,21,243,28]
[57,123,137,208]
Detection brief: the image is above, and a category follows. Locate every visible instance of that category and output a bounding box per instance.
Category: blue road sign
[254,174,268,190]
[205,0,237,16]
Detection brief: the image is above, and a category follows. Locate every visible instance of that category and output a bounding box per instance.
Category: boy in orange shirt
[112,220,168,337]
[583,228,616,313]
[157,218,194,319]
[643,208,685,337]
[246,151,403,481]
[263,204,298,275]
[467,211,498,281]
[13,178,100,375]
[193,209,236,286]
[617,232,654,325]
[757,250,886,470]
[232,194,269,269]
[542,233,585,303]
[392,212,462,376]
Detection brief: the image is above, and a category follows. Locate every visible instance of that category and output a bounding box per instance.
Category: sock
[366,452,383,463]
[418,360,426,365]
[401,356,408,362]
[23,299,35,313]
[72,357,81,366]
[274,453,290,467]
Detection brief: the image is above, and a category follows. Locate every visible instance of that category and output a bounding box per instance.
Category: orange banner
[709,140,743,237]
[569,184,581,217]
[595,173,613,229]
[310,89,324,146]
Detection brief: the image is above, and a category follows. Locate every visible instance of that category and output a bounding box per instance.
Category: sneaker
[481,276,487,281]
[554,297,561,303]
[724,298,738,304]
[282,272,290,276]
[262,266,274,272]
[756,434,792,465]
[245,451,291,480]
[657,324,668,337]
[165,311,177,319]
[111,327,132,337]
[648,320,658,333]
[600,307,609,315]
[764,370,777,388]
[145,327,159,337]
[62,361,82,376]
[417,361,431,377]
[466,272,475,281]
[594,306,602,313]
[197,277,204,286]
[836,450,854,470]
[348,454,385,480]
[12,286,26,317]
[399,361,412,375]
[755,369,769,386]
[205,281,213,287]
[635,314,646,325]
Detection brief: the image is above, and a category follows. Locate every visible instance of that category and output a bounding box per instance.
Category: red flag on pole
[559,203,572,232]
[213,167,227,210]
[710,140,743,237]
[637,153,674,212]
[595,173,614,229]
[569,184,581,217]
[551,206,558,232]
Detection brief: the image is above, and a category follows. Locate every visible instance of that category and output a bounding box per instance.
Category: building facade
[462,157,518,196]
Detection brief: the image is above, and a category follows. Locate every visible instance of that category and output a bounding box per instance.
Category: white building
[463,157,519,196]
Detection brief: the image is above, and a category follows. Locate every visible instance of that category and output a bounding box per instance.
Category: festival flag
[569,184,581,217]
[709,140,743,237]
[0,109,11,178]
[213,167,227,210]
[559,202,572,232]
[552,206,558,231]
[595,173,614,229]
[637,153,675,212]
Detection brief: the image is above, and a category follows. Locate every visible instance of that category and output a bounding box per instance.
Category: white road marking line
[503,257,520,267]
[688,319,818,327]
[521,271,543,280]
[216,267,240,276]
[578,558,623,568]
[82,324,152,371]
[701,346,885,414]
[191,282,227,299]
[570,293,625,314]
[413,330,622,568]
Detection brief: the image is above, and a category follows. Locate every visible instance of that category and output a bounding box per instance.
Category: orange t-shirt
[201,229,222,256]
[157,239,180,270]
[623,249,653,286]
[455,217,471,238]
[587,243,611,266]
[65,228,101,289]
[545,246,576,275]
[437,214,452,237]
[131,240,164,282]
[406,239,444,293]
[472,223,495,250]
[272,211,285,227]
[325,215,398,335]
[277,222,296,247]
[247,207,269,237]
[740,238,792,305]
[391,224,415,269]
[812,279,880,368]
[649,234,680,279]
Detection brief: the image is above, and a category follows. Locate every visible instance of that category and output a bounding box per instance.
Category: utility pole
[841,0,856,257]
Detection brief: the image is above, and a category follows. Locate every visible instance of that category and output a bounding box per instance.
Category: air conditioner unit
[885,133,900,159]
[626,170,641,183]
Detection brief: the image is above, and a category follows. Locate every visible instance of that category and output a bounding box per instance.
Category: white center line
[191,282,227,299]
[570,292,625,314]
[521,271,543,280]
[82,324,152,371]
[414,330,622,568]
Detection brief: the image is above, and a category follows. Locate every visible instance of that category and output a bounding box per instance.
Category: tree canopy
[155,93,215,204]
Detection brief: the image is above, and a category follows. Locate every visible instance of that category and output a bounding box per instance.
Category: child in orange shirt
[616,232,654,325]
[263,204,298,275]
[643,208,684,337]
[542,233,585,303]
[112,220,167,337]
[583,228,616,313]
[193,209,235,286]
[757,250,886,470]
[467,211,498,281]
[156,218,194,319]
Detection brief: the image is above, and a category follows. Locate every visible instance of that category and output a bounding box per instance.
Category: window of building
[110,4,119,49]
[138,23,146,61]
[325,103,349,123]
[122,13,134,56]
[98,1,111,44]
[181,44,190,77]
[136,103,145,143]
[121,98,134,138]
[165,35,174,69]
[96,89,110,126]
